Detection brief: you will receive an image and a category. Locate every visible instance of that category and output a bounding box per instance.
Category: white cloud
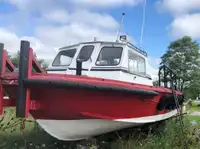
[42,9,70,24]
[169,13,200,39]
[6,0,143,11]
[0,0,154,73]
[5,0,57,12]
[157,0,200,39]
[70,0,143,8]
[35,24,118,48]
[146,56,159,80]
[43,9,119,30]
[157,0,200,15]
[0,0,122,60]
[0,28,20,53]
[148,56,161,67]
[147,63,158,80]
[0,27,56,61]
[35,8,121,50]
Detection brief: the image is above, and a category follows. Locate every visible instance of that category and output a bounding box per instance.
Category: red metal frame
[0,42,45,116]
[0,44,17,114]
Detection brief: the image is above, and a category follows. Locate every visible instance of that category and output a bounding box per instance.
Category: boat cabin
[46,39,153,86]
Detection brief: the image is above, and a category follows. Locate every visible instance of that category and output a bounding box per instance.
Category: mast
[116,12,125,42]
[139,0,147,48]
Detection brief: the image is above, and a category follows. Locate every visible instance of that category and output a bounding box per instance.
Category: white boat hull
[36,109,178,141]
[193,100,200,105]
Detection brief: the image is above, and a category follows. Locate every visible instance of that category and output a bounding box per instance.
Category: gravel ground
[188,111,200,116]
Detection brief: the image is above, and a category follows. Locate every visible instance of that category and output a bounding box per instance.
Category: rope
[20,119,27,148]
[139,0,147,47]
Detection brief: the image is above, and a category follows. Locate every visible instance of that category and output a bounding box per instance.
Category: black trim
[71,67,151,79]
[46,68,68,71]
[0,43,4,74]
[16,40,30,118]
[24,79,158,96]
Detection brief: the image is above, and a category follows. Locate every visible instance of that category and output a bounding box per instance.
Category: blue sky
[0,0,199,77]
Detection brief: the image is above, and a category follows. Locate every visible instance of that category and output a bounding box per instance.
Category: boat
[191,99,200,106]
[0,36,184,141]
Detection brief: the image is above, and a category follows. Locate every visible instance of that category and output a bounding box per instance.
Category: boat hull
[36,109,178,141]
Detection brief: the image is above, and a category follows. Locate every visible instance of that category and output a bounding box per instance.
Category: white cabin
[46,40,153,86]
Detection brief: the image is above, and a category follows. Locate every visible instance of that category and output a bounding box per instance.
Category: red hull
[0,41,184,122]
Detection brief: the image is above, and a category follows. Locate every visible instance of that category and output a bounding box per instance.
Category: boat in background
[0,35,184,141]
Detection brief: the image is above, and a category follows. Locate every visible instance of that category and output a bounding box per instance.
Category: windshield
[96,46,123,66]
[77,45,94,61]
[52,49,77,66]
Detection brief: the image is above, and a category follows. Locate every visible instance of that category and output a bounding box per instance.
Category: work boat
[0,37,184,141]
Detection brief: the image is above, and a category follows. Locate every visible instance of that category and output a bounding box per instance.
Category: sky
[0,0,200,79]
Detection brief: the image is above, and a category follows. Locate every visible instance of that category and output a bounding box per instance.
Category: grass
[186,105,200,123]
[186,115,200,122]
[0,108,199,149]
[189,106,200,112]
[109,118,200,149]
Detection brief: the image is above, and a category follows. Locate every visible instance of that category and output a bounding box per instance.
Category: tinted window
[128,50,146,75]
[52,49,76,66]
[96,47,123,66]
[77,45,94,61]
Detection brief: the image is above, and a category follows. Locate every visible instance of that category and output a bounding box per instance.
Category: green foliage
[0,108,200,149]
[0,108,77,149]
[153,80,159,86]
[9,51,48,69]
[110,119,200,149]
[160,36,200,99]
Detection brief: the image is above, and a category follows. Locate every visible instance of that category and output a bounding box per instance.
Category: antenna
[139,0,147,48]
[93,37,97,41]
[116,12,125,41]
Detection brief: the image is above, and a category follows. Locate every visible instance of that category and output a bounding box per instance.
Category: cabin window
[52,49,77,66]
[96,47,123,66]
[77,45,94,61]
[128,50,146,75]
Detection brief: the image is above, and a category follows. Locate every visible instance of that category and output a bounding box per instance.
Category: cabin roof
[59,41,148,57]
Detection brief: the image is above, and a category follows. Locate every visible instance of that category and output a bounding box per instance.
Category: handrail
[158,65,179,90]
[127,42,148,57]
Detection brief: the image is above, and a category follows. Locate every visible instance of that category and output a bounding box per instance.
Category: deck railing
[158,65,180,91]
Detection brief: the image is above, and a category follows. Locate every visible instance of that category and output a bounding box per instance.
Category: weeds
[0,108,199,149]
[110,119,200,149]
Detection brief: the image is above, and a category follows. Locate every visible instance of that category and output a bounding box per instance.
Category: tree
[153,80,159,86]
[160,36,200,95]
[9,51,49,69]
[183,69,200,99]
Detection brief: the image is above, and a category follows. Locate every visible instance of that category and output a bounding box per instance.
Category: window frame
[95,46,123,66]
[77,45,94,61]
[128,50,146,75]
[52,48,77,67]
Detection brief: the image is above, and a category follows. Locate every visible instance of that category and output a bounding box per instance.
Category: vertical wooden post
[16,40,32,118]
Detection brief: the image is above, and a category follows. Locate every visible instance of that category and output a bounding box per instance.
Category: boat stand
[0,40,45,118]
